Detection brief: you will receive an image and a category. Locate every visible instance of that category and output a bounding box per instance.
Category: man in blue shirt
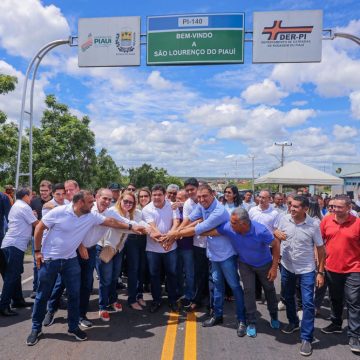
[163,184,246,337]
[216,207,280,337]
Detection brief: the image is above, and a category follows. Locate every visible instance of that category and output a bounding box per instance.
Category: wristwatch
[317,271,325,276]
[34,249,41,253]
[128,223,132,230]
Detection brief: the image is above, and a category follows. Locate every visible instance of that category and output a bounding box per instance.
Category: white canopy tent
[255,161,344,190]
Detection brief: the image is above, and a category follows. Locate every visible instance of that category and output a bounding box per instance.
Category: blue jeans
[176,248,195,301]
[281,266,316,341]
[32,257,81,332]
[125,234,146,305]
[0,246,24,310]
[147,249,177,304]
[211,255,245,321]
[78,246,96,317]
[96,245,123,310]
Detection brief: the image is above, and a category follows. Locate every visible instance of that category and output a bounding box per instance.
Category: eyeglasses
[127,187,136,192]
[328,205,334,208]
[167,192,177,196]
[122,199,134,206]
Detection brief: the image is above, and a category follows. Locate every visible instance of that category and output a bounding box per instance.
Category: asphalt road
[0,256,358,360]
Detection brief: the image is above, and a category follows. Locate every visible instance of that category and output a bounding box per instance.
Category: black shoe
[68,327,87,341]
[149,302,161,313]
[169,303,180,313]
[0,307,18,316]
[349,337,360,353]
[26,330,42,346]
[79,317,93,328]
[11,300,33,308]
[181,298,192,309]
[116,281,127,290]
[30,292,37,299]
[282,323,300,334]
[202,316,223,327]
[321,323,342,334]
[237,321,246,337]
[300,340,312,356]
[43,311,55,327]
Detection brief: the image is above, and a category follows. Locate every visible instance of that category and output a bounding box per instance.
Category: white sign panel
[253,10,322,63]
[78,17,140,67]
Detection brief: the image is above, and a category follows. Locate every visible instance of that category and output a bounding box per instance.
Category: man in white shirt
[26,190,144,346]
[249,190,281,301]
[142,184,180,313]
[0,188,39,316]
[242,191,256,212]
[181,177,209,311]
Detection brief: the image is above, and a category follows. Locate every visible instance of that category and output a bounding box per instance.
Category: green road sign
[147,14,245,65]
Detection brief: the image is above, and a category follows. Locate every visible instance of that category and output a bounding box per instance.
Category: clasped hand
[149,230,179,251]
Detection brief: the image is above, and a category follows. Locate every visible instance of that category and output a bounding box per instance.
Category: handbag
[99,230,127,264]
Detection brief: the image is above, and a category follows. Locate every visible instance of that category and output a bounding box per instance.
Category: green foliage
[128,163,183,189]
[0,74,17,124]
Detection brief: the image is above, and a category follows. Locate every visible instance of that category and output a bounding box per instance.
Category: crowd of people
[0,179,359,357]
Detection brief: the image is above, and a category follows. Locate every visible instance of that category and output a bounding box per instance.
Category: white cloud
[292,100,308,106]
[147,71,174,90]
[333,124,358,140]
[0,0,70,59]
[350,91,360,119]
[271,42,360,97]
[0,60,48,124]
[241,79,288,105]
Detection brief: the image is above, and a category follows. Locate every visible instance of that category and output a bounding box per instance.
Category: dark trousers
[239,261,278,324]
[147,249,177,304]
[125,234,146,305]
[192,246,210,307]
[326,270,360,338]
[0,246,24,310]
[78,246,97,317]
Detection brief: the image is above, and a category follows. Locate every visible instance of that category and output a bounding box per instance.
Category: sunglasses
[127,188,136,192]
[122,199,134,206]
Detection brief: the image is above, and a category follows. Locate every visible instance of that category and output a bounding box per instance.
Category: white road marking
[21,276,34,285]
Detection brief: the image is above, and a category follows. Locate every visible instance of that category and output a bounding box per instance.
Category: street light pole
[274,141,292,167]
[249,155,255,193]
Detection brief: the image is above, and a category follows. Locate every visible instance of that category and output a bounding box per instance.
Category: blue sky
[0,0,359,178]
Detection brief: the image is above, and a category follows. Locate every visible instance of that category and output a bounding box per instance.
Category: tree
[128,163,183,189]
[0,74,17,124]
[94,148,124,187]
[32,95,98,188]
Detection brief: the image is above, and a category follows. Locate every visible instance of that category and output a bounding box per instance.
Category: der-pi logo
[262,20,313,41]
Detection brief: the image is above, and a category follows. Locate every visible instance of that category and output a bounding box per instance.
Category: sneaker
[109,302,123,312]
[300,340,312,356]
[321,323,342,334]
[202,316,223,327]
[169,302,180,313]
[282,323,300,334]
[43,311,55,327]
[79,317,93,328]
[99,310,110,322]
[26,330,42,346]
[129,302,143,311]
[349,337,360,353]
[270,318,280,329]
[237,321,247,337]
[278,300,286,311]
[68,327,87,341]
[246,324,257,338]
[297,310,303,321]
